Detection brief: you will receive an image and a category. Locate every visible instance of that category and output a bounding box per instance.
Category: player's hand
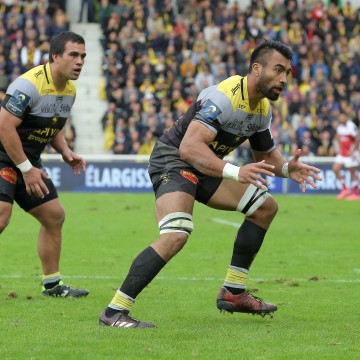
[22,167,50,198]
[62,150,86,175]
[288,149,322,192]
[239,160,275,189]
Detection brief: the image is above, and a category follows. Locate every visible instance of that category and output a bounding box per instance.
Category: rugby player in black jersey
[99,40,322,328]
[0,31,89,298]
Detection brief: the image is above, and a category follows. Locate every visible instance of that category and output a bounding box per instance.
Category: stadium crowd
[98,0,360,163]
[0,1,359,162]
[0,0,76,152]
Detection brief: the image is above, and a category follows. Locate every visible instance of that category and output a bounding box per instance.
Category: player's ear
[252,63,261,77]
[52,53,60,64]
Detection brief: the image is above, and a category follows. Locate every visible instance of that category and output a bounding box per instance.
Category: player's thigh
[0,201,13,231]
[155,191,195,222]
[152,168,196,222]
[29,198,65,227]
[0,165,17,229]
[207,179,250,210]
[15,172,59,213]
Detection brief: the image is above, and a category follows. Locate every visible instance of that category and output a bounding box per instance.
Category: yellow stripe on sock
[110,291,134,311]
[225,268,248,286]
[42,272,61,280]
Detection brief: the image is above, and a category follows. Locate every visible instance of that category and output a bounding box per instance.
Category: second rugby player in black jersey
[100,40,322,328]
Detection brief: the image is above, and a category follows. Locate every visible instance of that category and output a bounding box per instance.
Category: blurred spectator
[137,130,156,155]
[78,0,95,23]
[51,8,69,36]
[20,39,41,71]
[194,64,215,93]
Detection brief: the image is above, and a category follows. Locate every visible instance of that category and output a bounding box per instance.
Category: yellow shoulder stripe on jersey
[217,75,270,115]
[21,63,76,97]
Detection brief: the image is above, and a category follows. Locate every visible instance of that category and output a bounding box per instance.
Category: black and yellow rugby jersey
[159,75,276,159]
[0,62,76,164]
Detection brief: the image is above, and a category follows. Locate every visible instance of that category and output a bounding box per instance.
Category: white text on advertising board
[85,165,152,188]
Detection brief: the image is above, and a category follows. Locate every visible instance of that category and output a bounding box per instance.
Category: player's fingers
[257,162,275,170]
[307,165,321,173]
[301,168,322,181]
[29,184,42,198]
[249,179,268,190]
[302,177,318,189]
[73,163,81,175]
[257,168,275,177]
[300,182,307,192]
[25,184,32,196]
[253,175,270,187]
[39,181,49,195]
[309,172,322,181]
[41,169,50,179]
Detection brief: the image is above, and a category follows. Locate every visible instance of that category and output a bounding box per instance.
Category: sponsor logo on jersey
[34,70,43,78]
[231,83,241,95]
[0,168,17,184]
[6,89,31,116]
[209,142,237,157]
[224,120,244,131]
[199,100,222,121]
[246,123,261,132]
[180,170,198,185]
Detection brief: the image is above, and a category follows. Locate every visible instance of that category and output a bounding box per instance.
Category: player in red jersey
[333,112,359,200]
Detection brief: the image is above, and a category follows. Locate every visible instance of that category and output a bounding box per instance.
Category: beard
[257,74,281,101]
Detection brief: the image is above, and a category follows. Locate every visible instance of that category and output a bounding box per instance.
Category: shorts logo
[0,168,17,184]
[180,170,198,185]
[6,89,31,116]
[160,173,170,184]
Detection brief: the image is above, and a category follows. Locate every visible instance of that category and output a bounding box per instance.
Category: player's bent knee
[158,212,194,236]
[236,184,273,216]
[40,209,65,228]
[263,196,278,218]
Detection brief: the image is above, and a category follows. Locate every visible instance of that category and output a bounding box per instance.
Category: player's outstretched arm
[288,149,322,192]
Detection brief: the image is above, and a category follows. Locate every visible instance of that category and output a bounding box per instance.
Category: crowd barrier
[41,154,358,194]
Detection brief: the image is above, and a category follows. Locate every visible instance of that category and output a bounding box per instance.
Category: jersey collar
[240,76,249,101]
[43,62,52,85]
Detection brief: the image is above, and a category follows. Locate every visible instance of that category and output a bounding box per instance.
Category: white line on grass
[212,218,241,228]
[0,274,359,283]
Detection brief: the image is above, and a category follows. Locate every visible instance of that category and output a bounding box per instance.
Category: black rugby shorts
[148,141,222,204]
[0,161,58,212]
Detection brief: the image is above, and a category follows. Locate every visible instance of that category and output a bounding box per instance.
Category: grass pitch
[0,193,359,360]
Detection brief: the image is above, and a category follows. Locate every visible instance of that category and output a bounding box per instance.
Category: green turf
[0,193,359,359]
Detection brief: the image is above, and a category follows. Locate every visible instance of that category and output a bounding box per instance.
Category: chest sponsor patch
[5,89,31,116]
[180,170,198,185]
[199,100,222,121]
[0,167,17,184]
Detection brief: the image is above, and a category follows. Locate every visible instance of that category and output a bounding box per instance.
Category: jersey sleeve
[249,108,276,153]
[194,89,233,134]
[2,77,39,120]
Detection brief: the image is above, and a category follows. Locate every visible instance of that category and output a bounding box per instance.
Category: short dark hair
[249,40,293,72]
[49,31,85,63]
